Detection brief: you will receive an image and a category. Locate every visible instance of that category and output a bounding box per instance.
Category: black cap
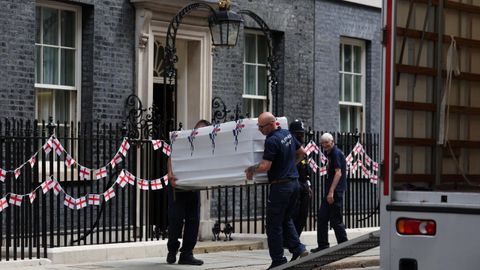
[289,120,304,133]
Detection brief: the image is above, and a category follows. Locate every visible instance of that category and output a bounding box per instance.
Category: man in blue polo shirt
[311,132,348,252]
[245,112,308,269]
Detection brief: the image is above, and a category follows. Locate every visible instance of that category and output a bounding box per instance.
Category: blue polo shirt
[325,145,347,193]
[263,128,300,182]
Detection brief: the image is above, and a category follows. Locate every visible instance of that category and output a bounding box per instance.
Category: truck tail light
[396,218,436,236]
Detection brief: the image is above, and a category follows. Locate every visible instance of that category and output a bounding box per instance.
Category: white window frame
[339,37,365,133]
[35,0,82,122]
[243,30,271,117]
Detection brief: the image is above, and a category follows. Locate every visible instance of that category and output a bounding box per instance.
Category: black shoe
[290,250,308,261]
[310,246,328,253]
[178,256,204,265]
[267,259,287,269]
[166,252,177,264]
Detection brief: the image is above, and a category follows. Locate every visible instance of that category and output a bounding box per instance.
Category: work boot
[290,250,309,261]
[166,252,177,264]
[178,255,204,265]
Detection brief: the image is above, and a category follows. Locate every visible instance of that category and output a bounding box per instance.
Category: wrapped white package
[170,117,288,189]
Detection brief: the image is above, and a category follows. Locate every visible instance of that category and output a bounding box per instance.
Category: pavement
[0,227,380,270]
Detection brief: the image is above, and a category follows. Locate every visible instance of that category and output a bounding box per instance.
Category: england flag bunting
[372,161,379,172]
[163,175,169,187]
[152,140,162,151]
[124,171,136,185]
[364,154,372,166]
[95,167,107,180]
[41,178,54,194]
[14,168,21,179]
[9,193,23,206]
[88,194,101,206]
[346,153,353,166]
[137,179,149,190]
[110,153,122,169]
[308,158,318,172]
[305,141,319,156]
[0,168,5,182]
[353,142,364,156]
[319,166,327,176]
[52,137,63,156]
[52,181,62,195]
[28,155,37,168]
[150,178,163,190]
[29,191,36,203]
[43,138,53,155]
[65,154,76,167]
[350,161,359,173]
[115,170,128,188]
[320,152,328,164]
[103,187,115,202]
[119,139,130,157]
[79,166,91,180]
[162,143,171,157]
[64,195,76,209]
[76,196,87,210]
[361,165,370,178]
[370,174,378,184]
[0,197,8,212]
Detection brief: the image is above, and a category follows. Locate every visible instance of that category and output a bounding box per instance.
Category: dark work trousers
[316,192,348,249]
[267,179,305,265]
[292,182,311,236]
[167,187,200,257]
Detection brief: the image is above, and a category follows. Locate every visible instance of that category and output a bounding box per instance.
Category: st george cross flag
[319,166,327,176]
[124,170,135,185]
[346,153,353,166]
[88,194,101,206]
[350,161,359,173]
[119,139,130,157]
[52,137,64,156]
[372,161,379,172]
[65,155,76,167]
[29,191,36,203]
[103,187,116,202]
[137,179,149,190]
[305,141,319,156]
[353,142,364,156]
[362,165,370,178]
[308,158,318,172]
[115,170,128,188]
[110,153,122,169]
[79,166,91,180]
[64,195,76,209]
[150,178,163,190]
[95,167,107,180]
[43,138,53,155]
[52,181,62,195]
[163,175,169,187]
[320,152,328,164]
[0,197,8,212]
[76,196,87,210]
[28,155,37,168]
[370,174,378,184]
[0,168,6,182]
[14,168,21,179]
[9,194,23,206]
[41,179,54,194]
[152,140,162,151]
[163,143,171,156]
[364,154,372,166]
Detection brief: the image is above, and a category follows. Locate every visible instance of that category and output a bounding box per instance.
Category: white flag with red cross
[163,175,169,187]
[88,194,101,206]
[125,170,136,185]
[110,153,123,169]
[9,194,23,206]
[52,181,62,196]
[41,178,54,194]
[0,197,8,212]
[115,170,128,188]
[162,143,171,157]
[95,167,107,180]
[353,142,364,156]
[43,138,53,155]
[103,187,116,202]
[319,166,327,176]
[28,155,37,168]
[137,179,149,190]
[76,196,87,210]
[350,161,359,173]
[364,154,372,166]
[370,174,378,184]
[152,140,162,151]
[346,153,353,166]
[362,165,370,178]
[305,141,320,156]
[29,191,36,203]
[65,155,76,168]
[150,178,163,190]
[372,161,379,172]
[52,137,63,156]
[79,166,91,180]
[64,195,76,209]
[119,139,130,157]
[320,152,328,164]
[0,168,6,182]
[308,158,318,172]
[14,167,21,179]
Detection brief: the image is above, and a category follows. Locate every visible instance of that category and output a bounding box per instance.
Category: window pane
[253,99,265,116]
[339,44,343,71]
[354,75,361,102]
[36,89,53,121]
[36,7,41,43]
[244,65,256,95]
[43,7,59,45]
[257,35,267,64]
[343,45,351,72]
[43,47,59,84]
[354,46,361,73]
[340,106,348,132]
[61,10,75,47]
[55,90,70,122]
[339,73,343,100]
[350,107,359,132]
[344,74,352,102]
[245,34,256,63]
[35,46,41,83]
[258,66,267,96]
[61,49,75,86]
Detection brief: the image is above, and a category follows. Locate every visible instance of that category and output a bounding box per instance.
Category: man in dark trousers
[245,112,308,269]
[289,120,312,236]
[311,132,348,252]
[166,119,210,265]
